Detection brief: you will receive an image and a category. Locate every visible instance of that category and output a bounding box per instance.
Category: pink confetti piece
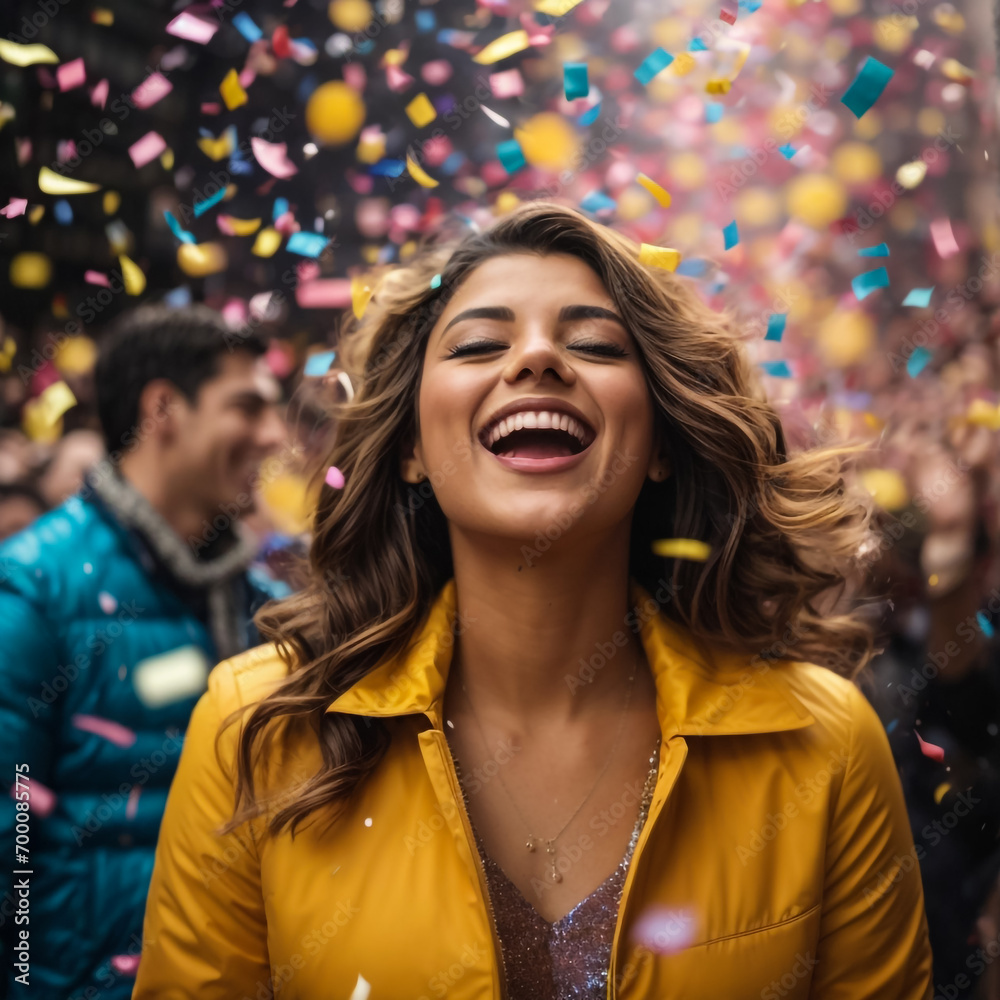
[125,785,141,821]
[98,591,118,614]
[296,260,321,282]
[239,66,256,88]
[490,68,525,98]
[930,218,960,259]
[344,63,366,92]
[90,79,109,108]
[265,342,294,379]
[201,101,222,115]
[421,60,453,86]
[274,210,300,235]
[250,137,299,178]
[72,714,137,748]
[915,730,945,762]
[10,779,56,818]
[0,198,28,219]
[37,67,57,90]
[221,298,247,326]
[325,466,345,490]
[110,955,141,977]
[84,270,110,286]
[56,139,78,162]
[166,11,219,44]
[128,131,167,169]
[57,58,86,92]
[386,64,415,92]
[296,278,352,309]
[132,72,173,110]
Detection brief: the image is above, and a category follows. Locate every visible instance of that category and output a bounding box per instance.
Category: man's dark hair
[94,304,267,454]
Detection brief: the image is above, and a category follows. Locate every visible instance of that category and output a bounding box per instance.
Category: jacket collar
[324,578,815,738]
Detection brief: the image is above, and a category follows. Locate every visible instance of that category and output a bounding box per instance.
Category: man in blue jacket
[0,305,293,999]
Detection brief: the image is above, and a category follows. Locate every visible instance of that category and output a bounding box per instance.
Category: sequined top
[452,741,661,1000]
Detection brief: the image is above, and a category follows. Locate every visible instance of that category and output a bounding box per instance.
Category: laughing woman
[133,203,932,999]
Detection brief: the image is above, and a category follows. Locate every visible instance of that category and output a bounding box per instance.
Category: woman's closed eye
[447,338,628,358]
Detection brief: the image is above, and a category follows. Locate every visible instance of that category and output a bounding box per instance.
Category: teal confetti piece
[851,266,889,301]
[705,102,723,123]
[765,313,786,341]
[886,718,899,734]
[497,139,526,173]
[778,143,796,159]
[164,210,196,244]
[580,190,616,213]
[858,243,889,257]
[193,186,228,218]
[903,287,934,307]
[286,232,330,257]
[634,47,674,85]
[906,346,932,377]
[690,37,708,51]
[578,102,601,125]
[430,273,442,289]
[759,360,792,377]
[977,611,995,637]
[304,350,337,376]
[564,62,589,101]
[841,56,894,119]
[232,12,263,42]
[723,220,739,250]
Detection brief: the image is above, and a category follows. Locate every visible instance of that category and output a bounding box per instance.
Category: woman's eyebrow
[439,303,625,337]
[440,306,515,336]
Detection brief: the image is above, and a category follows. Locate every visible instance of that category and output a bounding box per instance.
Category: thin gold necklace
[457,653,639,884]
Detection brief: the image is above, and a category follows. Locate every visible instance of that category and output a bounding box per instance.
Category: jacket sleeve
[132,661,272,999]
[810,683,933,999]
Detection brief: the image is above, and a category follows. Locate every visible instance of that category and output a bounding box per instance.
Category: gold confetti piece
[54,335,97,376]
[10,252,51,288]
[219,68,248,110]
[966,398,1000,430]
[534,0,584,12]
[706,78,732,94]
[352,278,373,319]
[671,52,696,76]
[177,242,228,276]
[197,131,234,161]
[636,173,672,208]
[28,205,45,224]
[0,40,59,67]
[896,160,928,190]
[160,148,174,170]
[406,150,439,188]
[928,573,939,587]
[941,58,975,84]
[38,166,100,195]
[118,254,146,296]
[383,47,408,67]
[405,92,436,128]
[652,538,712,561]
[39,380,77,425]
[92,7,114,24]
[639,243,681,271]
[103,190,120,215]
[860,468,909,511]
[932,4,965,33]
[251,227,282,257]
[472,30,531,65]
[224,216,262,236]
[933,782,951,805]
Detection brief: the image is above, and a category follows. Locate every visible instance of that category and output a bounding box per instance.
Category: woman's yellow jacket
[132,579,933,999]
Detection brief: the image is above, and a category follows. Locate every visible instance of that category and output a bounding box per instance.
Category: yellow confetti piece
[219,68,248,110]
[54,335,97,376]
[119,254,146,296]
[472,30,531,65]
[38,166,100,195]
[0,40,59,67]
[356,131,386,164]
[534,0,584,12]
[10,251,52,288]
[860,469,909,511]
[92,7,114,24]
[933,782,951,805]
[639,243,681,271]
[351,278,373,319]
[928,573,939,586]
[251,227,283,257]
[636,173,671,208]
[706,79,732,94]
[28,205,44,224]
[383,47,408,67]
[177,242,228,277]
[223,216,262,236]
[896,160,927,190]
[103,190,120,215]
[671,52,696,76]
[966,398,1000,430]
[160,148,175,171]
[406,150,439,188]
[197,131,234,161]
[941,58,975,84]
[39,380,77,426]
[405,92,437,128]
[652,538,712,561]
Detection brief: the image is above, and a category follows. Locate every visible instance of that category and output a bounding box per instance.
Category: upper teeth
[483,411,590,450]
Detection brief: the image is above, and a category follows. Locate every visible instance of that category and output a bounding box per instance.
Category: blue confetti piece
[354,38,375,54]
[739,0,763,10]
[564,62,589,101]
[54,199,72,225]
[304,350,337,376]
[272,197,289,222]
[689,38,708,51]
[851,266,890,301]
[370,159,405,177]
[705,102,723,123]
[232,12,263,42]
[228,156,254,176]
[164,210,196,244]
[977,611,995,637]
[430,273,442,289]
[580,190,616,213]
[841,56,894,119]
[578,102,602,125]
[723,220,739,250]
[497,139,526,173]
[286,232,330,258]
[676,259,708,277]
[163,285,191,308]
[765,313,787,341]
[778,144,796,159]
[759,360,792,378]
[903,287,934,307]
[886,718,899,734]
[193,185,227,218]
[440,150,466,175]
[858,242,890,257]
[906,346,932,377]
[416,9,436,31]
[293,37,317,54]
[296,73,319,104]
[634,47,674,85]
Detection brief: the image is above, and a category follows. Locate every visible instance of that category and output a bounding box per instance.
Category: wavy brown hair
[219,201,880,840]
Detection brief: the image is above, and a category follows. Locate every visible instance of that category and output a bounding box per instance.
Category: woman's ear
[647,424,671,483]
[400,441,428,484]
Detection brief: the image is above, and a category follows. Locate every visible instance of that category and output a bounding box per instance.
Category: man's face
[168,352,287,519]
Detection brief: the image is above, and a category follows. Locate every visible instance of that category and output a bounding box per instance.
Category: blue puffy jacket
[0,487,291,999]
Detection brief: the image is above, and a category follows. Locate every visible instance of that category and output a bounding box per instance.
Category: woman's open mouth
[477,408,596,471]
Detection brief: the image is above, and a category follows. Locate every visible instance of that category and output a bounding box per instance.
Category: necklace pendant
[549,867,562,883]
[525,837,535,852]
